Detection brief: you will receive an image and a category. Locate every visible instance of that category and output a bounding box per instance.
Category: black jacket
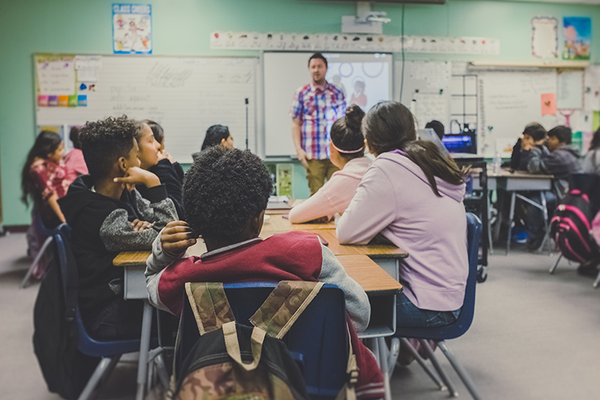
[59,175,176,325]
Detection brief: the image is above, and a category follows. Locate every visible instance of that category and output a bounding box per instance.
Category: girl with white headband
[289,104,372,223]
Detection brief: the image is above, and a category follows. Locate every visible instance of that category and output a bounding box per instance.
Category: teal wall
[1,0,598,225]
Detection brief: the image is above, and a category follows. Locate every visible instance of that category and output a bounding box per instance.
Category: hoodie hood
[378,151,466,202]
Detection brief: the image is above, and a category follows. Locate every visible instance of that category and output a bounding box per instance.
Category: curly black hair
[79,116,140,180]
[183,146,272,241]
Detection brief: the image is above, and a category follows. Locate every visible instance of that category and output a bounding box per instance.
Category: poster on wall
[113,4,152,54]
[562,17,591,60]
[531,17,558,58]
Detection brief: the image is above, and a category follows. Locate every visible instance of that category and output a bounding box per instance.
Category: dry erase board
[35,55,258,163]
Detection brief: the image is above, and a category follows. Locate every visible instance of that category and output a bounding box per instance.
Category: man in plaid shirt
[290,53,346,195]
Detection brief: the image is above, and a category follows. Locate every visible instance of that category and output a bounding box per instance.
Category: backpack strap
[184,282,235,335]
[222,321,267,372]
[250,281,324,339]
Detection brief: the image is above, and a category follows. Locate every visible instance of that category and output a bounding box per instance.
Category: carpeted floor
[1,232,598,399]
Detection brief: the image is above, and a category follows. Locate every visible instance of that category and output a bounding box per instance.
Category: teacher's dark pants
[306,158,339,196]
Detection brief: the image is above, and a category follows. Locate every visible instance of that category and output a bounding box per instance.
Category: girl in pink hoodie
[338,101,468,329]
[289,105,372,223]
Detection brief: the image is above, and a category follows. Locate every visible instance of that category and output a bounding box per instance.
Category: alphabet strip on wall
[210,32,500,55]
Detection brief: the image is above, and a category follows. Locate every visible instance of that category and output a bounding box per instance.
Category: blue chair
[52,225,155,400]
[176,282,349,400]
[395,212,483,400]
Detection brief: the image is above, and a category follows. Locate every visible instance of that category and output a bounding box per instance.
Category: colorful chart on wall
[563,17,591,61]
[113,4,152,54]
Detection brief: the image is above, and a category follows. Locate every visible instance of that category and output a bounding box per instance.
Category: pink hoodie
[289,156,372,223]
[337,151,468,311]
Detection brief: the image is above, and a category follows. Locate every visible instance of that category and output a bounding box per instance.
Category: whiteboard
[36,55,258,163]
[479,70,558,157]
[395,61,452,130]
[263,52,392,157]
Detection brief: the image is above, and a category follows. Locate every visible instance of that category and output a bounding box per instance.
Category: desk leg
[136,300,153,400]
[506,192,516,254]
[377,337,392,400]
[538,191,549,253]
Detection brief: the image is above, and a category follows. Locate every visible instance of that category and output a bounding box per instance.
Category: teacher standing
[290,53,347,195]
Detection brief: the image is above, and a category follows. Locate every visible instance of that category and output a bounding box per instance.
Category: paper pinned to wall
[531,17,558,58]
[541,93,557,115]
[413,93,446,129]
[35,55,76,96]
[584,65,600,111]
[557,70,583,109]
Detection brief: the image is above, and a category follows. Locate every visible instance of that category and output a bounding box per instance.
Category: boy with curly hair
[59,116,177,340]
[145,146,384,399]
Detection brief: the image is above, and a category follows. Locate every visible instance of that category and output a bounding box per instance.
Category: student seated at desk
[191,124,234,162]
[337,101,468,330]
[524,125,582,248]
[145,146,384,398]
[64,126,88,182]
[582,128,600,175]
[59,116,177,340]
[289,105,371,223]
[135,120,184,218]
[509,123,547,171]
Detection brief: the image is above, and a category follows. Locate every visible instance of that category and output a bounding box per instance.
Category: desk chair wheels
[477,265,488,283]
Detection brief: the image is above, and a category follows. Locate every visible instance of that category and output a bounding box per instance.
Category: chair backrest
[52,225,141,357]
[176,282,348,400]
[395,212,482,341]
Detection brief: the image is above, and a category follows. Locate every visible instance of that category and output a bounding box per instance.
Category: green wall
[1,0,598,225]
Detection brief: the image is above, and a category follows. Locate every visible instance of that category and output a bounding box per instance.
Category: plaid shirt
[290,82,346,160]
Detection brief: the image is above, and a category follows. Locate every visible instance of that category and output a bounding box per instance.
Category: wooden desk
[262,214,336,232]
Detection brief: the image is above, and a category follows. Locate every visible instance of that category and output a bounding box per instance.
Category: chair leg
[593,269,600,288]
[399,338,446,391]
[438,341,483,400]
[20,236,53,288]
[549,254,562,274]
[419,339,458,397]
[387,337,400,377]
[78,356,120,400]
[154,353,171,390]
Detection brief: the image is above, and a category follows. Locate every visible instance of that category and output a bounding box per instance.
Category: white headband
[331,141,364,154]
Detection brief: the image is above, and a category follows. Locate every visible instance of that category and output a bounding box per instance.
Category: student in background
[425,120,445,141]
[337,101,468,332]
[145,146,384,398]
[64,126,88,183]
[59,116,177,339]
[289,105,371,223]
[509,123,547,171]
[136,121,184,218]
[525,125,582,249]
[582,128,600,175]
[191,124,234,161]
[21,130,69,257]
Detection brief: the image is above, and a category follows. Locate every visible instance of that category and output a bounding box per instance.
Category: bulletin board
[34,54,258,163]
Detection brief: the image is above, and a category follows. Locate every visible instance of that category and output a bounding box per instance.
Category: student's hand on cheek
[161,221,197,255]
[114,166,160,188]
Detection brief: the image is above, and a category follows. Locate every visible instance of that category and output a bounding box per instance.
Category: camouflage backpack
[170,281,357,400]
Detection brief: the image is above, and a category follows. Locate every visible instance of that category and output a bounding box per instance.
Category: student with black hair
[509,122,547,171]
[59,116,177,340]
[289,105,371,223]
[191,124,234,161]
[21,130,68,257]
[137,120,184,218]
[425,120,445,141]
[525,125,582,249]
[582,128,600,175]
[145,146,384,398]
[338,101,468,330]
[64,126,88,182]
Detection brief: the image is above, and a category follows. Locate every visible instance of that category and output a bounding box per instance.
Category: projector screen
[263,52,392,157]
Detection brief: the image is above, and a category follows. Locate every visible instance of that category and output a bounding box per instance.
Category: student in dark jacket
[59,116,177,340]
[509,123,547,170]
[135,120,184,218]
[524,125,582,249]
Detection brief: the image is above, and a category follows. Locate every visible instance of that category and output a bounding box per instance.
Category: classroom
[1,1,600,399]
